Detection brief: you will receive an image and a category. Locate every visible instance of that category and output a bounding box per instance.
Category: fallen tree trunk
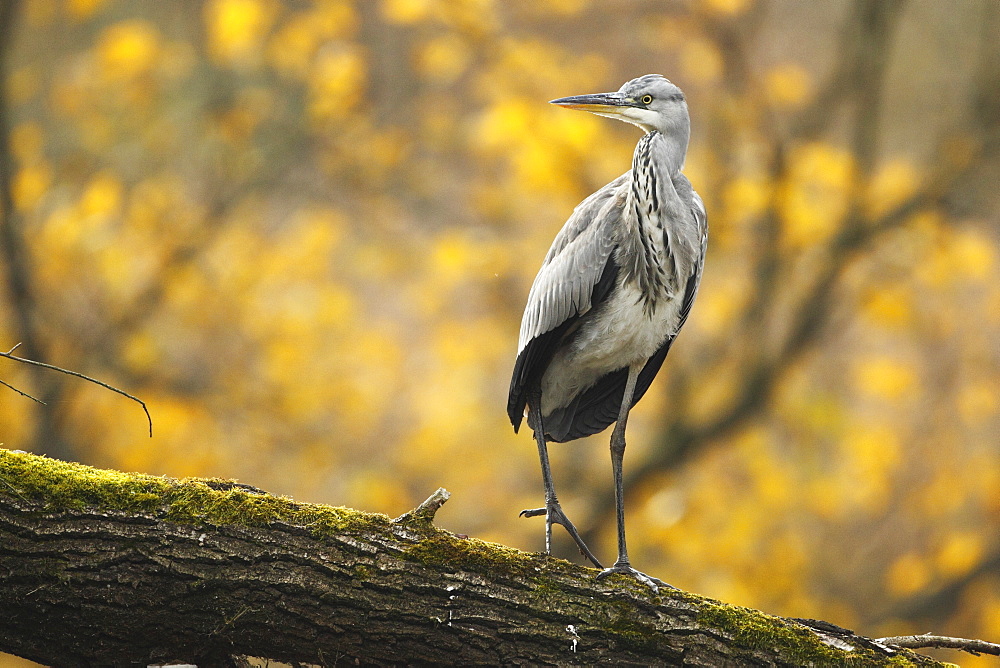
[0,449,941,666]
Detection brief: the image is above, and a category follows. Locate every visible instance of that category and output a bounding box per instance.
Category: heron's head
[550,74,688,136]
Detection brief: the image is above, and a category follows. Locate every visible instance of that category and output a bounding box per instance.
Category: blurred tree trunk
[0,0,73,462]
[0,450,942,667]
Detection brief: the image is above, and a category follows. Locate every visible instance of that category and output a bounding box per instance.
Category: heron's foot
[518,507,546,518]
[519,502,603,569]
[596,561,677,594]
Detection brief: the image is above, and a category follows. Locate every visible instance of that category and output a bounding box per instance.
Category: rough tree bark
[0,449,943,667]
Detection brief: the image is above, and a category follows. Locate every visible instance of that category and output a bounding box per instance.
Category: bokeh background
[1,0,998,665]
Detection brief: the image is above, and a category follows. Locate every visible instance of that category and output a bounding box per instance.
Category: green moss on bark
[697,602,926,666]
[403,531,565,577]
[0,449,386,536]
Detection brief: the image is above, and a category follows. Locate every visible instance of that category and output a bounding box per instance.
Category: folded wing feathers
[517,191,624,353]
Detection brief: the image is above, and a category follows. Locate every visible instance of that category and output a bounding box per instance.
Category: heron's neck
[642,124,688,176]
[621,131,686,313]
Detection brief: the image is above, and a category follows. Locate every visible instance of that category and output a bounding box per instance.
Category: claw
[520,501,603,569]
[596,562,677,594]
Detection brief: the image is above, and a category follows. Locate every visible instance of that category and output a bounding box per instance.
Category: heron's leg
[520,389,603,568]
[596,363,676,593]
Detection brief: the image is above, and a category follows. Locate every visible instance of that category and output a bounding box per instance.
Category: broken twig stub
[393,487,451,525]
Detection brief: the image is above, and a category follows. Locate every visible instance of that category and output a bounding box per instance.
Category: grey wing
[517,173,627,352]
[507,174,627,431]
[675,189,707,335]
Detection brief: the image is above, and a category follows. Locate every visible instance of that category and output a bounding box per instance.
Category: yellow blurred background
[1,0,998,665]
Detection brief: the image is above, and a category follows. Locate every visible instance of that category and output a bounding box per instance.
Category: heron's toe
[596,563,676,593]
[518,507,546,518]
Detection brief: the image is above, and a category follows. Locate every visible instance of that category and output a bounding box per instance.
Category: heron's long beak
[549,92,631,114]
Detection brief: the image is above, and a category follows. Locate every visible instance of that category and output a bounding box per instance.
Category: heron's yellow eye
[641,95,653,105]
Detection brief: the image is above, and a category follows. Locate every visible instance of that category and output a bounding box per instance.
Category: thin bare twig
[877,633,1000,657]
[0,377,44,404]
[0,345,152,437]
[0,343,43,403]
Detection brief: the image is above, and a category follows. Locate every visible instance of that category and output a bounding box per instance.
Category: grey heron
[507,75,707,591]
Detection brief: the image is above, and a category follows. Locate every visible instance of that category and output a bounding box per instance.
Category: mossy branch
[0,449,945,667]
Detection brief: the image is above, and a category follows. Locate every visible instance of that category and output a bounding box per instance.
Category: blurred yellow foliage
[723,176,771,222]
[268,17,320,76]
[308,46,366,123]
[807,477,845,521]
[66,0,109,19]
[415,35,471,84]
[949,228,995,280]
[866,159,919,219]
[533,0,588,15]
[12,164,50,212]
[382,0,432,24]
[701,0,752,15]
[205,0,276,65]
[97,20,161,80]
[887,552,932,596]
[840,422,898,511]
[778,142,855,248]
[474,99,534,152]
[861,285,912,329]
[23,0,55,27]
[311,0,358,35]
[10,122,43,161]
[983,590,1000,639]
[380,0,497,33]
[935,532,984,579]
[346,471,412,515]
[268,3,358,76]
[743,431,793,508]
[917,226,996,287]
[80,172,123,219]
[765,64,812,109]
[694,276,747,336]
[958,382,998,423]
[843,422,900,477]
[680,38,723,85]
[123,330,158,373]
[7,66,40,104]
[853,356,916,402]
